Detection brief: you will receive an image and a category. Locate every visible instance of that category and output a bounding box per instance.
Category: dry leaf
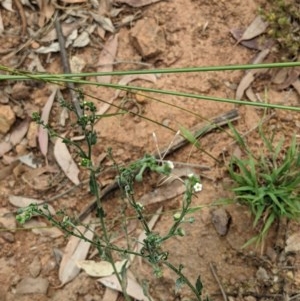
[77,259,128,277]
[114,0,163,7]
[276,68,300,90]
[1,0,13,11]
[235,16,268,45]
[236,72,255,100]
[35,42,60,53]
[0,118,30,157]
[98,275,148,301]
[0,208,16,230]
[10,117,30,145]
[91,12,115,33]
[245,87,258,102]
[38,0,55,27]
[0,10,4,33]
[23,220,63,238]
[54,135,80,185]
[0,161,18,181]
[73,31,90,48]
[59,220,95,285]
[39,88,58,156]
[139,180,186,206]
[18,153,41,168]
[102,287,119,301]
[96,35,118,113]
[292,79,300,96]
[40,22,80,43]
[9,195,55,215]
[285,232,300,253]
[60,0,87,2]
[97,74,156,115]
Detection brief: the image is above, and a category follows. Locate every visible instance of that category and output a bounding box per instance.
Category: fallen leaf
[35,42,60,53]
[236,49,270,100]
[0,10,4,33]
[18,152,41,168]
[54,135,80,185]
[97,74,156,115]
[91,12,115,33]
[8,195,55,215]
[235,16,268,45]
[245,87,258,102]
[96,35,119,114]
[60,0,87,2]
[98,275,148,301]
[9,117,30,146]
[21,165,60,191]
[40,22,80,43]
[0,161,18,181]
[59,219,95,285]
[114,0,163,8]
[292,79,300,96]
[236,72,255,100]
[0,118,30,157]
[139,179,186,206]
[230,28,273,50]
[285,232,300,253]
[73,31,90,48]
[1,0,13,11]
[0,208,16,230]
[39,88,58,157]
[276,68,300,90]
[77,259,128,277]
[37,0,55,27]
[23,220,63,238]
[102,287,119,301]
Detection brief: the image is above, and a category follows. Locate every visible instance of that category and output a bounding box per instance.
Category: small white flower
[193,183,203,192]
[166,160,174,169]
[188,173,194,178]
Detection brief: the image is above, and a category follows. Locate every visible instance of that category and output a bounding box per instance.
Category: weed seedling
[228,124,300,247]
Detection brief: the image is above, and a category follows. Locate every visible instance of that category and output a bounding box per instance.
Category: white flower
[188,173,194,178]
[193,183,203,192]
[166,160,174,169]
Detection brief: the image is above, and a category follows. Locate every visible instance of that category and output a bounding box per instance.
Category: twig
[14,0,27,36]
[209,262,228,301]
[77,109,240,221]
[54,12,83,117]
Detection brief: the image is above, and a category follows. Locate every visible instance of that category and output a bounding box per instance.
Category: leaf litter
[54,134,80,185]
[59,218,95,285]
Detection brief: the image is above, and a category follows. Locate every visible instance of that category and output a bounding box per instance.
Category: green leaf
[195,276,203,295]
[179,125,201,148]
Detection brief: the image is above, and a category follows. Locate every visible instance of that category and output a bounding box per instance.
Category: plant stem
[162,261,202,301]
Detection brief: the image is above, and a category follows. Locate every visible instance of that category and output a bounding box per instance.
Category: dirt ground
[1,0,300,301]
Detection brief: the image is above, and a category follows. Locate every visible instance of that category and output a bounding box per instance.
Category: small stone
[1,232,14,243]
[244,296,257,301]
[130,18,166,58]
[16,277,49,295]
[0,105,16,134]
[26,122,38,148]
[29,256,41,278]
[211,208,231,236]
[256,267,269,283]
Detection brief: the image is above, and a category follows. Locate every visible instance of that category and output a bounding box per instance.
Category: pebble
[29,256,41,278]
[0,105,16,134]
[1,232,15,243]
[211,208,231,236]
[16,277,49,295]
[130,18,166,58]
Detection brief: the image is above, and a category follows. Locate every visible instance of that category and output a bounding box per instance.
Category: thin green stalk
[162,261,203,301]
[1,61,300,79]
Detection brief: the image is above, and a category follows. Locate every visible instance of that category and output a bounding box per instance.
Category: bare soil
[1,1,300,301]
